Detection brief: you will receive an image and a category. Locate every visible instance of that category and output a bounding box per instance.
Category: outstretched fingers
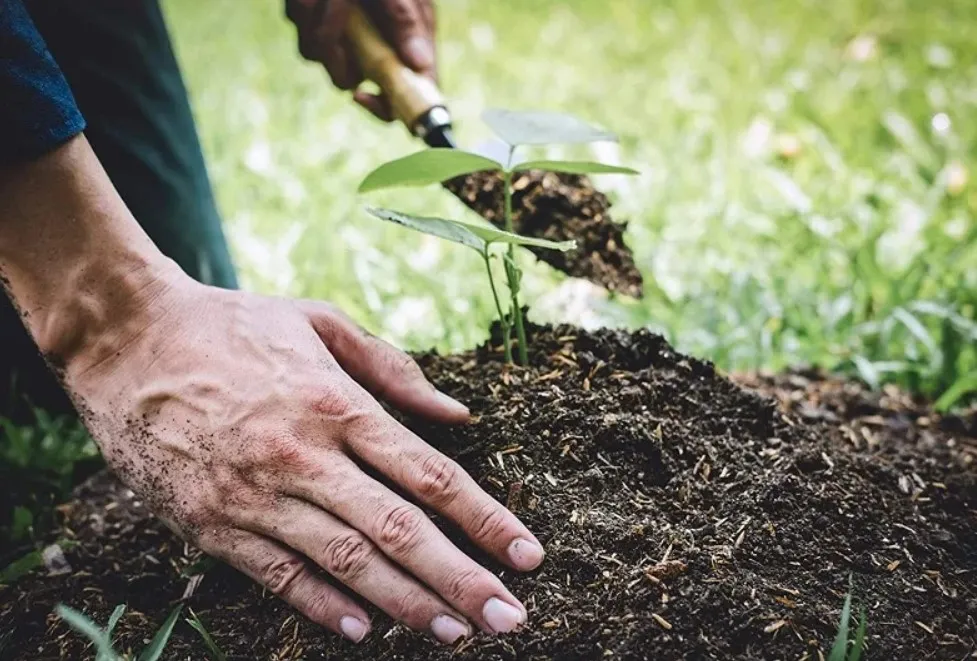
[345,412,545,574]
[291,459,529,634]
[241,496,472,644]
[200,528,371,642]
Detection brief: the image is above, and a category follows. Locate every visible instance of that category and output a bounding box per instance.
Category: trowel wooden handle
[346,5,444,132]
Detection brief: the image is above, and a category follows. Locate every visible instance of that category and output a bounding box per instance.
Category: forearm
[0,134,178,368]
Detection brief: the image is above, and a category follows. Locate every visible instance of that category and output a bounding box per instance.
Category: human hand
[62,273,543,644]
[285,0,437,121]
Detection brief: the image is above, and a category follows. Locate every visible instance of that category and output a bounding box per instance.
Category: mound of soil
[445,172,644,298]
[2,326,975,660]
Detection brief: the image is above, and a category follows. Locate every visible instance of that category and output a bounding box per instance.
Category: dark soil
[444,172,644,298]
[2,326,975,660]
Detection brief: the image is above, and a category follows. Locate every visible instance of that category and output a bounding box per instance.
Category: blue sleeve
[0,0,85,164]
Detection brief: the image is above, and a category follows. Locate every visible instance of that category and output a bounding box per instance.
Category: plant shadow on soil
[1,324,975,660]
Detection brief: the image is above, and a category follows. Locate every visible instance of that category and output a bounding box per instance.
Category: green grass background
[165,0,977,399]
[3,0,977,546]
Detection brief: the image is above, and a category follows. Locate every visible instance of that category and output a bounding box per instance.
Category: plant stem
[483,250,512,363]
[502,155,529,365]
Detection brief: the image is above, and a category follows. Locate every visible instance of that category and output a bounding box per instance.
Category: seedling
[56,602,182,661]
[828,585,867,661]
[358,109,638,364]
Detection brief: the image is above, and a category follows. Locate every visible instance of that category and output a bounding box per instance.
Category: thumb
[296,300,469,424]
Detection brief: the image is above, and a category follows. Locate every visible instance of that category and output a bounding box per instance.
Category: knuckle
[303,587,338,624]
[262,555,307,596]
[377,504,425,555]
[386,346,425,381]
[469,502,510,543]
[322,533,374,580]
[441,565,485,604]
[416,452,461,503]
[259,433,313,473]
[308,385,356,420]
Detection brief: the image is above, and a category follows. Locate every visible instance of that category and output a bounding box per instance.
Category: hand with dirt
[285,0,437,121]
[0,136,543,644]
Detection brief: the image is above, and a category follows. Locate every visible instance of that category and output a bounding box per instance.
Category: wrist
[29,250,186,373]
[0,135,189,370]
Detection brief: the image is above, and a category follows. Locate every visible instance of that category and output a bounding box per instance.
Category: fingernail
[340,616,368,643]
[482,597,525,634]
[403,36,435,69]
[436,391,470,418]
[507,538,545,571]
[431,614,470,644]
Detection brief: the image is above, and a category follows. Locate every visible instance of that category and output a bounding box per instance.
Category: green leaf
[935,370,977,412]
[56,605,120,661]
[0,550,42,584]
[137,604,183,661]
[828,591,853,661]
[851,355,880,390]
[891,307,938,359]
[358,149,502,193]
[514,159,638,176]
[848,608,867,661]
[97,605,126,661]
[366,207,576,252]
[482,109,617,146]
[186,609,227,661]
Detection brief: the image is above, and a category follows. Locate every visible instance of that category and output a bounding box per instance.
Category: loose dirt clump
[445,172,644,298]
[1,326,974,660]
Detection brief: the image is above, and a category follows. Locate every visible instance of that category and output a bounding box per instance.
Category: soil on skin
[2,326,975,660]
[444,172,644,298]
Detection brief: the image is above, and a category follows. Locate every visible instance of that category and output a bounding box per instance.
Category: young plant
[358,109,638,364]
[55,602,183,661]
[828,586,868,661]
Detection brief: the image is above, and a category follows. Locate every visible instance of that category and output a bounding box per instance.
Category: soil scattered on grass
[2,325,975,660]
[445,171,644,298]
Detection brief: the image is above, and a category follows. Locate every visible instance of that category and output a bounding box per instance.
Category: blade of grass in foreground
[186,608,227,661]
[55,605,119,661]
[828,590,852,661]
[137,604,183,661]
[849,608,867,661]
[98,605,127,661]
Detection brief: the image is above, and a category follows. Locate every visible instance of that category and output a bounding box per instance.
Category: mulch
[1,325,974,660]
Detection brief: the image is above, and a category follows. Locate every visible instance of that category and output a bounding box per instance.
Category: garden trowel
[346,7,644,298]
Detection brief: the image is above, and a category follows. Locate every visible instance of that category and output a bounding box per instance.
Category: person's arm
[2,136,543,643]
[1,1,541,645]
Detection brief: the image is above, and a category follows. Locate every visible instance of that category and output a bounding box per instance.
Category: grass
[828,587,868,661]
[157,0,977,405]
[56,603,183,661]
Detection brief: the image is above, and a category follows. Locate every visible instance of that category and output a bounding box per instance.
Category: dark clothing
[1,0,238,416]
[27,0,238,289]
[0,0,84,162]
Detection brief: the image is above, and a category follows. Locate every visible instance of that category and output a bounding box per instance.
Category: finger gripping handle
[346,5,444,132]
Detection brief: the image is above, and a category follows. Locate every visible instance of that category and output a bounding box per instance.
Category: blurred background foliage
[168,0,977,402]
[3,0,976,547]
